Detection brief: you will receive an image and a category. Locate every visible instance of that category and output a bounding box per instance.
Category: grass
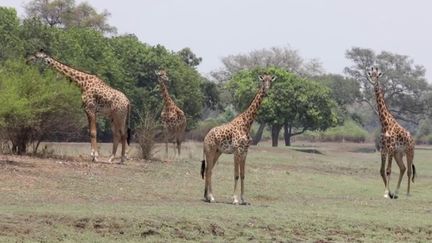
[0,141,431,242]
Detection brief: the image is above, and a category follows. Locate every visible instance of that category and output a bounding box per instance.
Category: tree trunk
[251,123,266,145]
[283,123,292,146]
[271,124,282,147]
[17,140,26,155]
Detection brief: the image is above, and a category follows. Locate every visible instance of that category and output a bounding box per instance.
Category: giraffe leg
[120,126,127,163]
[164,129,169,157]
[393,153,406,199]
[176,137,181,156]
[108,122,120,163]
[385,154,393,198]
[379,152,387,193]
[406,149,414,196]
[239,152,248,205]
[232,155,240,205]
[118,116,128,163]
[204,150,221,203]
[176,125,186,156]
[86,111,98,162]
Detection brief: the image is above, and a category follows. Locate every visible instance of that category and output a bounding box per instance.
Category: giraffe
[27,50,131,163]
[366,66,416,199]
[200,74,275,204]
[155,70,187,155]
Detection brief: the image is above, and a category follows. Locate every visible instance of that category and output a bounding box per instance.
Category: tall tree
[212,45,324,83]
[227,68,339,146]
[344,47,430,125]
[177,47,202,68]
[24,0,116,34]
[0,7,24,61]
[0,60,83,154]
[314,74,361,114]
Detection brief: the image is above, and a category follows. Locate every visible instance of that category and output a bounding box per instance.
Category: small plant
[136,111,159,160]
[0,139,11,154]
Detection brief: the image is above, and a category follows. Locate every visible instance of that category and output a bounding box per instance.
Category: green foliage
[0,8,206,142]
[0,7,24,61]
[314,74,360,110]
[0,60,83,154]
[187,119,222,141]
[177,47,202,67]
[302,120,368,143]
[415,119,432,144]
[24,0,116,33]
[344,47,430,126]
[201,79,221,111]
[227,68,340,138]
[109,37,204,128]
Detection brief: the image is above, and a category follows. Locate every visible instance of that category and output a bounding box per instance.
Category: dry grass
[0,141,431,242]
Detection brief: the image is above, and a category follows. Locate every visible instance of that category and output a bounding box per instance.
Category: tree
[0,60,84,154]
[212,45,324,83]
[24,0,116,34]
[1,6,207,145]
[313,74,361,117]
[344,47,431,126]
[0,7,24,61]
[202,78,222,112]
[109,37,205,128]
[227,68,340,146]
[177,47,202,67]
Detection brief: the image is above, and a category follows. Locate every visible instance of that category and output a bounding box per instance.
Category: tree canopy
[25,0,116,33]
[0,6,206,152]
[227,68,340,146]
[344,47,431,126]
[212,46,324,83]
[0,59,83,154]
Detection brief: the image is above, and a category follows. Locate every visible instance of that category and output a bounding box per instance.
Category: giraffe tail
[201,160,205,179]
[126,103,132,145]
[412,163,416,183]
[201,148,205,179]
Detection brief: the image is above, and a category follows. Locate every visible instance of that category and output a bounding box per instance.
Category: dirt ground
[1,141,431,242]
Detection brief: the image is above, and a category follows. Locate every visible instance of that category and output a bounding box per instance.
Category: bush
[0,60,84,154]
[416,134,432,145]
[187,118,222,141]
[300,120,368,143]
[135,111,159,160]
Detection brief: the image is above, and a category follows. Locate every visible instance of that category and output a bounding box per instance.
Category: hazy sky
[3,0,432,80]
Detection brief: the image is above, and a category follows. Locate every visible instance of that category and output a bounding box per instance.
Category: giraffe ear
[155,70,160,76]
[271,76,276,81]
[258,75,264,81]
[378,72,383,78]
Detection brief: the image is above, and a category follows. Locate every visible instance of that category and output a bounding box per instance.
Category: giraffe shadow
[350,147,376,153]
[292,148,323,155]
[0,159,35,168]
[200,199,251,206]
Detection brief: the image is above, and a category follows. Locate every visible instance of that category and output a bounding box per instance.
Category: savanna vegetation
[2,1,432,154]
[1,0,432,241]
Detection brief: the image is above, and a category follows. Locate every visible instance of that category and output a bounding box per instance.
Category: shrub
[187,118,222,141]
[135,111,159,160]
[0,60,84,154]
[300,120,368,143]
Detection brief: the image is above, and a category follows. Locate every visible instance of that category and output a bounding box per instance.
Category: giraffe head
[26,49,49,64]
[155,70,169,86]
[258,74,276,94]
[366,66,383,85]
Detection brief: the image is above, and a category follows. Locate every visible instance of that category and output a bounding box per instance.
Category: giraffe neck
[374,84,397,130]
[234,86,266,130]
[43,56,93,92]
[159,80,175,108]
